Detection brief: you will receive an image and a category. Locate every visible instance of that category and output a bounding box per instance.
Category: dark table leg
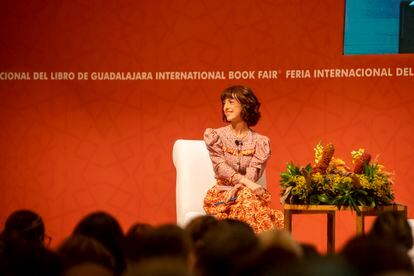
[356,212,364,235]
[284,209,292,232]
[327,211,335,254]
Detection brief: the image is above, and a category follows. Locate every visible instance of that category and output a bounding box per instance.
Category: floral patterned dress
[203,125,284,233]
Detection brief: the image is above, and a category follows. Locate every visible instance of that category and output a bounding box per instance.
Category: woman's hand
[250,183,265,196]
[225,184,242,202]
[239,178,265,196]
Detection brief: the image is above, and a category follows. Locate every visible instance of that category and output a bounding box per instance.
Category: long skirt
[203,185,284,233]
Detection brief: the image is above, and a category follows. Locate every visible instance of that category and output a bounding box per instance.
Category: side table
[283,204,407,254]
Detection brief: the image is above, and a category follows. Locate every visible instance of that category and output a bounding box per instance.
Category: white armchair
[173,139,267,227]
[173,139,214,227]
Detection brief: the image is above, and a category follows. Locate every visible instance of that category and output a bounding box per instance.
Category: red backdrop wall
[1,1,414,252]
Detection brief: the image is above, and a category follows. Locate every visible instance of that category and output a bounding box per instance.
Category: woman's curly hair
[221,85,261,126]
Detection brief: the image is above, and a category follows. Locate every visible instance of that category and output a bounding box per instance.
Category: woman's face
[223,97,243,123]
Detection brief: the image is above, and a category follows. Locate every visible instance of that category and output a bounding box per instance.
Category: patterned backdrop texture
[1,0,414,251]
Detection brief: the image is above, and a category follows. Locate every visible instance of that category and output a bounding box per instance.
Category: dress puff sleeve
[245,135,271,182]
[204,128,242,185]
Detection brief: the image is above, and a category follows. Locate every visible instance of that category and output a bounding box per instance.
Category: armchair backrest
[173,139,267,226]
[173,140,214,226]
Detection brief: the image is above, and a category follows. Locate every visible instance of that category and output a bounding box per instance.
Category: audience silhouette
[0,209,413,276]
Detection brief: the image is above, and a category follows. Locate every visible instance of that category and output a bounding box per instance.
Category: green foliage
[280,162,394,213]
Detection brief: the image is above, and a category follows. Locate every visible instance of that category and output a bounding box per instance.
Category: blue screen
[344,0,407,54]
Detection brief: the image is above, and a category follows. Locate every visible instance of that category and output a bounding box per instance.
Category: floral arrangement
[280,142,395,213]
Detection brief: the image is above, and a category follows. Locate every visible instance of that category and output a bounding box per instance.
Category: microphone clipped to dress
[235,140,243,147]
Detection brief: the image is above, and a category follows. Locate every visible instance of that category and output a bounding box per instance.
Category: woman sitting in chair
[203,85,284,233]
